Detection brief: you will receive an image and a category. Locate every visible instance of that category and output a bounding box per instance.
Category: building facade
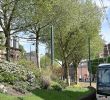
[0,30,20,61]
[77,60,89,82]
[103,43,110,57]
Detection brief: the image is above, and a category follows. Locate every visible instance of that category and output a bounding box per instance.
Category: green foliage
[90,56,110,74]
[0,72,18,85]
[13,82,28,94]
[50,81,62,91]
[0,61,37,92]
[39,68,52,89]
[18,59,39,77]
[18,59,36,70]
[19,44,26,59]
[40,55,51,67]
[44,0,103,84]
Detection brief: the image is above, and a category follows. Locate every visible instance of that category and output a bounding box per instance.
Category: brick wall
[77,63,89,81]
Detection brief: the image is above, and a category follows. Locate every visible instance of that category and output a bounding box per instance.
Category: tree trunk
[35,36,39,68]
[75,67,77,84]
[74,63,78,84]
[64,60,70,86]
[5,33,10,61]
[67,64,70,86]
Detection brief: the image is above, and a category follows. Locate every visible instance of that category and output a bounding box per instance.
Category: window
[98,68,110,86]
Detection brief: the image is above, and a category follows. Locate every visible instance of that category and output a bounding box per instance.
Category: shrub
[0,61,37,91]
[0,72,18,85]
[13,82,28,94]
[50,81,62,91]
[40,68,52,89]
[40,77,51,89]
[73,84,82,88]
[57,80,67,88]
[0,75,4,82]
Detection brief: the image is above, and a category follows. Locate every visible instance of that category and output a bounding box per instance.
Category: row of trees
[0,0,104,85]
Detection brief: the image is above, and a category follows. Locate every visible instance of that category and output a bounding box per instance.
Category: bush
[50,81,62,91]
[40,68,52,89]
[73,84,82,88]
[0,72,18,85]
[0,61,38,91]
[40,77,51,89]
[57,80,67,89]
[13,82,28,94]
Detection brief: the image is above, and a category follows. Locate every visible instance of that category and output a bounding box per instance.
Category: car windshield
[98,68,110,86]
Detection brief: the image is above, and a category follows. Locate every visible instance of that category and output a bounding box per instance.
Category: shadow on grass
[31,88,91,100]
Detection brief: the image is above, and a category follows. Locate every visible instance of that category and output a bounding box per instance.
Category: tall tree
[0,0,37,61]
[23,0,59,68]
[46,0,103,85]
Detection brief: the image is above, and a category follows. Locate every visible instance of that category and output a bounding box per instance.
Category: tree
[0,0,37,61]
[19,44,26,59]
[21,0,59,68]
[46,0,103,85]
[40,55,51,68]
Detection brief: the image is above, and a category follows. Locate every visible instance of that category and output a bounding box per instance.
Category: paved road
[96,94,110,100]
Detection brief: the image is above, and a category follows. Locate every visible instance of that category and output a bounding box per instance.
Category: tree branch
[0,17,5,30]
[65,37,85,59]
[39,21,51,30]
[7,0,19,29]
[10,22,39,35]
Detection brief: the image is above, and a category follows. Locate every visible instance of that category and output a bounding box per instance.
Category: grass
[0,87,92,100]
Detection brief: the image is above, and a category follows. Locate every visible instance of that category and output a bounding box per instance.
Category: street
[97,94,110,100]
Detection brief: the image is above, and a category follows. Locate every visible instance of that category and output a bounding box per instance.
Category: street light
[30,43,35,61]
[50,25,54,67]
[88,36,92,86]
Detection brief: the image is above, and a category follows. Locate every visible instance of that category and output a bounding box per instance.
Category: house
[10,36,20,61]
[77,60,89,82]
[103,43,110,57]
[0,29,20,61]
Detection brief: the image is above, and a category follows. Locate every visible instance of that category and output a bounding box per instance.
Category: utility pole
[30,44,31,61]
[88,37,92,86]
[51,25,54,67]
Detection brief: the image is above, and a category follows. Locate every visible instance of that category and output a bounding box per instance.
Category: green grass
[0,87,92,100]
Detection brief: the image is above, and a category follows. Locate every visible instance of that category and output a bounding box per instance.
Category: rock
[0,84,7,93]
[0,84,4,89]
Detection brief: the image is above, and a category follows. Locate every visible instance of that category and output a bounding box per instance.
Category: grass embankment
[0,87,92,100]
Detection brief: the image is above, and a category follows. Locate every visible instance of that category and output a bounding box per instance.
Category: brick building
[77,60,89,82]
[0,29,20,61]
[103,43,110,57]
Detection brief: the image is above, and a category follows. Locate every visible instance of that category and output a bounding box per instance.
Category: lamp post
[51,25,54,67]
[88,36,92,86]
[30,43,35,61]
[30,44,31,61]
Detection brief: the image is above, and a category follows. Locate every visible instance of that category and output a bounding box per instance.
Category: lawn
[0,87,92,100]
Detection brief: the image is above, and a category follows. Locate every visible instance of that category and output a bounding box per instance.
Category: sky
[94,0,110,44]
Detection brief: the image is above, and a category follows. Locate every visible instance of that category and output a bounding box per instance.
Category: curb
[79,87,97,100]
